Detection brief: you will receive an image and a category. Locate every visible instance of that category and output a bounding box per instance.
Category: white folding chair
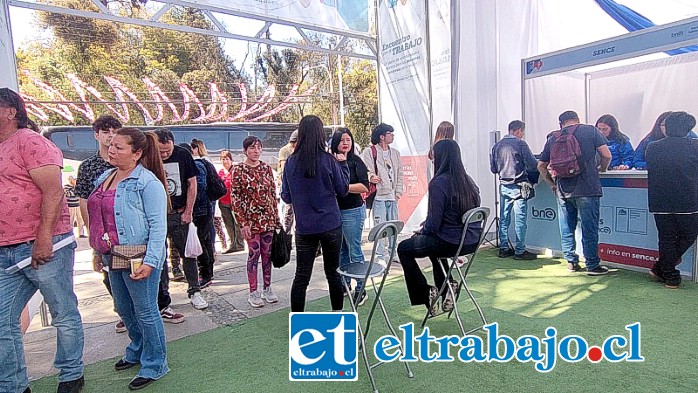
[421,207,491,336]
[337,220,413,393]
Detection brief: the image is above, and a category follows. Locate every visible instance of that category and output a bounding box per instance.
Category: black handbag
[271,227,293,268]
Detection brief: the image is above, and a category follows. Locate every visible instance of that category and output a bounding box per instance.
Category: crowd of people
[2,83,697,393]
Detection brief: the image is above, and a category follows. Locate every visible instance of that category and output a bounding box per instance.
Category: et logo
[289,312,358,381]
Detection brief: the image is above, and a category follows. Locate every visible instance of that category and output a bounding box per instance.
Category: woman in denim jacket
[87,128,169,391]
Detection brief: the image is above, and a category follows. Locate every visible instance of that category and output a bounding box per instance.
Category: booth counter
[523,170,698,281]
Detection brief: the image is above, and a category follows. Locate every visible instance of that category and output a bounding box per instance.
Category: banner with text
[428,0,452,126]
[378,0,430,224]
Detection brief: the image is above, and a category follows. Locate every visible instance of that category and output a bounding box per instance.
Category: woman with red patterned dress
[231,136,281,308]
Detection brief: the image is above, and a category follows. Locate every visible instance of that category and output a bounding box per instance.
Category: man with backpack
[182,143,225,289]
[538,111,612,275]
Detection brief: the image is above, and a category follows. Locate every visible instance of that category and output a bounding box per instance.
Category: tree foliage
[21,0,245,125]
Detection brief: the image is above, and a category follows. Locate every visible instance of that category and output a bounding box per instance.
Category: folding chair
[421,207,491,336]
[338,220,413,393]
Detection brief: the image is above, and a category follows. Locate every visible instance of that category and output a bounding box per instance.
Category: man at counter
[490,120,539,260]
[538,111,612,275]
[646,111,698,289]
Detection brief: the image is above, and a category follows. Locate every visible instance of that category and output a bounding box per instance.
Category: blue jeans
[372,199,398,260]
[0,233,83,393]
[109,268,169,380]
[557,196,601,269]
[340,206,366,292]
[499,184,528,254]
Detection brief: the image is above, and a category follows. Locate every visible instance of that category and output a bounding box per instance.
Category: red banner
[398,155,429,223]
[598,243,658,268]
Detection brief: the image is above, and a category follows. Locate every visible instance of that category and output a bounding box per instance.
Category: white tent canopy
[451,0,698,221]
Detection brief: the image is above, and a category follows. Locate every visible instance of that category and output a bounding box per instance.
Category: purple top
[87,187,119,254]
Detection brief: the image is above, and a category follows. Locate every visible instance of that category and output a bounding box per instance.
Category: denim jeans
[557,196,601,269]
[499,183,528,254]
[109,269,169,380]
[397,234,478,306]
[291,226,344,312]
[0,233,83,393]
[372,199,398,260]
[340,206,366,292]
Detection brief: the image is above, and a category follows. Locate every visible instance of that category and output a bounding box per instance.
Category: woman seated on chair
[397,139,482,316]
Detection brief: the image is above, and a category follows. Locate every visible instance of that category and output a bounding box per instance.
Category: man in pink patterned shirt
[0,88,84,393]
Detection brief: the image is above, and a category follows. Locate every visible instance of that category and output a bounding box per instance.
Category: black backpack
[199,159,227,201]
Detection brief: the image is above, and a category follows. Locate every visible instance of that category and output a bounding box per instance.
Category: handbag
[520,182,535,200]
[271,227,293,268]
[111,244,147,272]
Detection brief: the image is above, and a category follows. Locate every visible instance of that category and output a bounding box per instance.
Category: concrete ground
[23,232,420,381]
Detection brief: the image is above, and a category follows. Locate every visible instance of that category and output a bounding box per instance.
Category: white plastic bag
[185,222,203,258]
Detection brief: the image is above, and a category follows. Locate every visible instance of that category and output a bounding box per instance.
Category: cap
[289,130,298,142]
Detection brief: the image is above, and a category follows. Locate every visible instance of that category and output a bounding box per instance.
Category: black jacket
[646,136,698,213]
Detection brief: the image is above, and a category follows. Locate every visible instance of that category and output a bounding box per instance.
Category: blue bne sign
[289,312,358,381]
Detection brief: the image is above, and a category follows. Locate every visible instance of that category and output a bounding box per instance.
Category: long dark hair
[595,114,630,143]
[432,139,480,214]
[645,111,673,141]
[330,128,356,158]
[293,115,328,178]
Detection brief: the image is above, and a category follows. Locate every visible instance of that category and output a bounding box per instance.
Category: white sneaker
[262,287,279,303]
[190,292,209,310]
[248,291,264,308]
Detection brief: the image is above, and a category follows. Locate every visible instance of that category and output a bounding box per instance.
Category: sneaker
[190,292,209,310]
[248,291,264,308]
[498,248,515,258]
[567,262,581,272]
[160,307,185,324]
[513,251,538,260]
[442,282,458,313]
[199,278,213,289]
[586,266,610,276]
[343,285,352,297]
[353,291,368,307]
[426,286,439,317]
[171,268,185,282]
[664,279,681,289]
[128,377,154,391]
[57,376,84,393]
[115,320,127,333]
[262,287,279,303]
[649,268,665,282]
[115,359,138,371]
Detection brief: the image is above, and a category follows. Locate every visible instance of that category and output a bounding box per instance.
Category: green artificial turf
[32,250,698,392]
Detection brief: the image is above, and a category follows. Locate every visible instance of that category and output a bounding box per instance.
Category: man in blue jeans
[0,88,84,393]
[491,120,539,260]
[538,111,612,276]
